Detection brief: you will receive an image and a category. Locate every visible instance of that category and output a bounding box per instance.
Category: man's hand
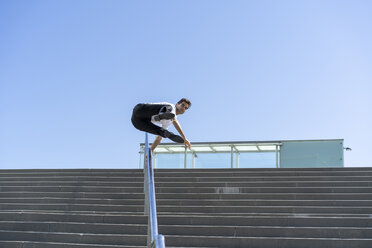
[184,138,191,149]
[172,119,190,149]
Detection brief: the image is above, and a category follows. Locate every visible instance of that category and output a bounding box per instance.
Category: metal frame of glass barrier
[140,141,282,169]
[140,139,345,169]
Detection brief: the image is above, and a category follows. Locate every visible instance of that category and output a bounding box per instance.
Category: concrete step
[0,167,370,173]
[1,186,372,194]
[2,210,371,217]
[153,187,372,194]
[0,177,144,182]
[2,175,372,182]
[153,171,372,177]
[0,230,146,246]
[164,235,372,248]
[0,241,143,248]
[155,168,372,172]
[1,212,370,228]
[1,203,372,214]
[0,242,204,248]
[0,169,142,173]
[1,192,371,200]
[156,192,372,200]
[2,170,372,177]
[161,226,372,239]
[0,172,143,178]
[0,221,146,235]
[1,198,372,207]
[1,167,371,174]
[156,206,372,215]
[1,230,371,248]
[157,187,372,194]
[1,181,372,187]
[1,221,372,239]
[0,186,143,193]
[0,212,146,224]
[154,176,372,182]
[0,203,144,212]
[2,167,371,172]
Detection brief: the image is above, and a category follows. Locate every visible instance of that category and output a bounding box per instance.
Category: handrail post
[144,136,149,215]
[143,133,166,248]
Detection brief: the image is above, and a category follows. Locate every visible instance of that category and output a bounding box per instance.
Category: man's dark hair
[177,98,191,108]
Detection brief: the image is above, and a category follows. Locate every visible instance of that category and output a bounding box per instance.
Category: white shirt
[150,102,177,130]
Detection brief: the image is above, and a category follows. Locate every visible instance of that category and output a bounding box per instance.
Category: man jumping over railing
[131,98,192,151]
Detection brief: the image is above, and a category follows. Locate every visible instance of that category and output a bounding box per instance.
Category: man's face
[176,102,189,115]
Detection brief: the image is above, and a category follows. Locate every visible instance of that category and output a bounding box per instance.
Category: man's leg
[134,103,174,121]
[131,104,183,143]
[131,118,184,143]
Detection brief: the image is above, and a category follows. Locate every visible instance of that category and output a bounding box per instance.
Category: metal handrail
[144,133,166,248]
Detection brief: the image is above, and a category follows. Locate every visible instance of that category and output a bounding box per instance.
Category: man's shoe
[154,112,175,121]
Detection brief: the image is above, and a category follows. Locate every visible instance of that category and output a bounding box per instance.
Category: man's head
[175,98,191,115]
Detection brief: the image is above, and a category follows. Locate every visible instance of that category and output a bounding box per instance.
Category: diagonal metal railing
[143,133,166,248]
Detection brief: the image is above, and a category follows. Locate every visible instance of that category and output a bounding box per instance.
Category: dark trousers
[131,103,170,138]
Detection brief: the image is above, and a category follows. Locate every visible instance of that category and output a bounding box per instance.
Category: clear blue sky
[1,0,371,169]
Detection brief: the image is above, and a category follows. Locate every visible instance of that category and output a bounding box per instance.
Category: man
[131,98,191,151]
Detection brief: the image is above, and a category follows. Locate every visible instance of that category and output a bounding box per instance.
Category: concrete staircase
[0,168,371,248]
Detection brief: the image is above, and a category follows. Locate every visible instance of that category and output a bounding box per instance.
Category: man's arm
[151,136,162,152]
[172,119,191,149]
